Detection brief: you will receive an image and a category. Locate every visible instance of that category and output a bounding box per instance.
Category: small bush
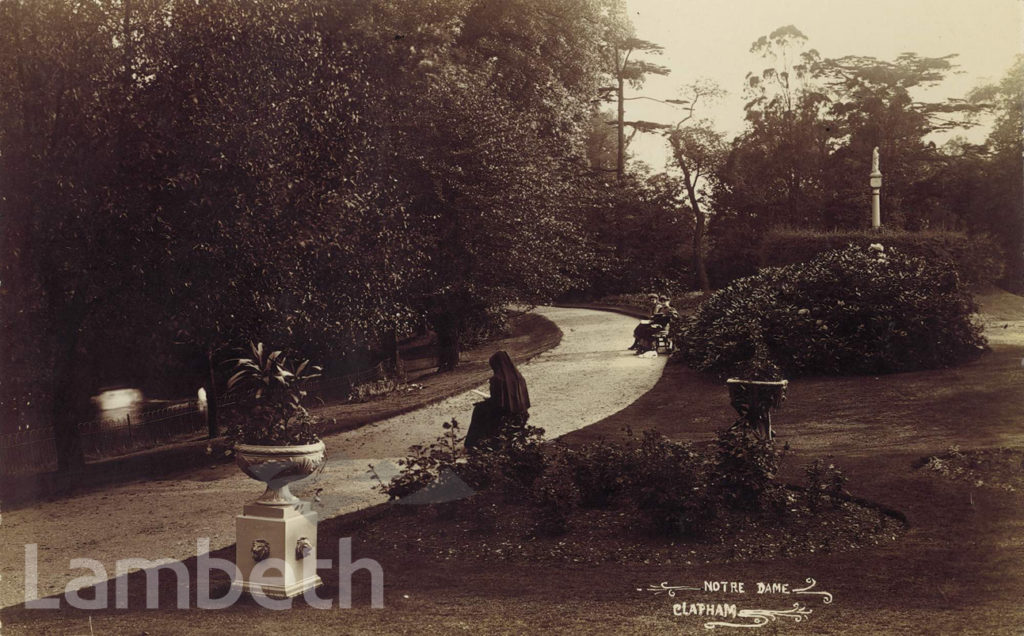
[462,420,548,501]
[676,245,987,378]
[383,421,862,542]
[920,446,1024,492]
[494,422,549,495]
[626,430,708,537]
[564,438,634,509]
[347,377,397,403]
[381,417,547,503]
[461,306,513,348]
[709,426,785,512]
[377,419,465,500]
[804,458,848,511]
[531,450,580,536]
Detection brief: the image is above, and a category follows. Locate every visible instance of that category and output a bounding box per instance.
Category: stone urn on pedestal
[726,352,788,440]
[225,343,326,599]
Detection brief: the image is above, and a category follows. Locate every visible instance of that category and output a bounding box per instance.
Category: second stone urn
[726,378,788,440]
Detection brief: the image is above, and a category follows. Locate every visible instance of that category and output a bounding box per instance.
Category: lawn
[3,292,1022,635]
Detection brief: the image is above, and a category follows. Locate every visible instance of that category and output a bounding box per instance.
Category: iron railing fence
[0,426,59,476]
[1,360,396,477]
[77,400,209,460]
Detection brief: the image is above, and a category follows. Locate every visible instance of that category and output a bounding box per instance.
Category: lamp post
[870,147,882,229]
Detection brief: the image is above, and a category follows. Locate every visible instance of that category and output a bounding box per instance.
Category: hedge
[759,228,1005,287]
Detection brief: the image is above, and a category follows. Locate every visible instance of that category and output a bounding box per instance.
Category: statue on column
[870,147,882,228]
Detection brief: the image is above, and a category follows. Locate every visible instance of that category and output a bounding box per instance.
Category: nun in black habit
[464,350,531,451]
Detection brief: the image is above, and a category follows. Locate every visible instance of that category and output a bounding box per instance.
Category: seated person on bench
[629,296,676,353]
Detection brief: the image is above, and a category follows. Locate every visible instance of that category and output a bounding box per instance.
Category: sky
[623,0,1023,170]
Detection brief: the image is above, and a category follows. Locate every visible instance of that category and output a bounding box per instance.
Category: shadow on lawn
[3,341,1023,634]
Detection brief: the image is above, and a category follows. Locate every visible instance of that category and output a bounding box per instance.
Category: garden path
[0,307,665,608]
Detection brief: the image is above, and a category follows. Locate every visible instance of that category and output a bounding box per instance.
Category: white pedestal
[235,502,322,599]
[871,187,881,229]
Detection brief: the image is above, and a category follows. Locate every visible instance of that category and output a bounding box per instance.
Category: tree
[0,0,615,477]
[597,1,672,181]
[355,0,606,369]
[816,52,988,229]
[666,121,728,292]
[585,107,620,175]
[392,62,596,368]
[745,25,821,118]
[576,172,693,297]
[658,81,726,292]
[721,26,985,233]
[959,56,1024,288]
[0,0,153,468]
[0,0,423,465]
[458,0,606,156]
[125,0,428,426]
[727,25,830,228]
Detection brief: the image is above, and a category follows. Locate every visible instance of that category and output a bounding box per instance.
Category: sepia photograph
[0,0,1021,633]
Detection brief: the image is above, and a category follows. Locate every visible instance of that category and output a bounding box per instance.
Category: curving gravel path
[0,307,665,608]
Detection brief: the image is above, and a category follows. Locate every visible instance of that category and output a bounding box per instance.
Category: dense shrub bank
[367,418,907,565]
[676,245,987,379]
[379,420,837,540]
[365,417,903,566]
[759,228,1005,287]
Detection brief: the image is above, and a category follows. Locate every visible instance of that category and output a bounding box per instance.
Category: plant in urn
[224,342,326,598]
[226,343,326,504]
[726,335,788,440]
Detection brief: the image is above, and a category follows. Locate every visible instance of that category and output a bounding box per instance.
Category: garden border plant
[373,418,894,554]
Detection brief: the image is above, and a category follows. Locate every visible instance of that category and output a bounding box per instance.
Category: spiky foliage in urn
[225,343,326,505]
[225,342,322,445]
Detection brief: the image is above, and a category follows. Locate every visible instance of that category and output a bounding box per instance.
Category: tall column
[870,147,882,229]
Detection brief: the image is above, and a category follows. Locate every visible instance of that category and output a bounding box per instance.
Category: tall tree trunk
[691,214,710,293]
[384,329,405,382]
[616,73,625,181]
[434,312,461,372]
[205,349,219,438]
[680,163,711,293]
[52,319,85,472]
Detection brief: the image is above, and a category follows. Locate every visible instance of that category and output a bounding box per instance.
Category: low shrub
[804,458,848,511]
[531,450,580,536]
[760,228,1005,287]
[563,438,635,509]
[460,420,548,501]
[494,422,549,495]
[347,377,397,403]
[376,419,465,500]
[625,430,708,537]
[709,426,786,512]
[920,446,1024,492]
[382,421,855,542]
[676,244,987,378]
